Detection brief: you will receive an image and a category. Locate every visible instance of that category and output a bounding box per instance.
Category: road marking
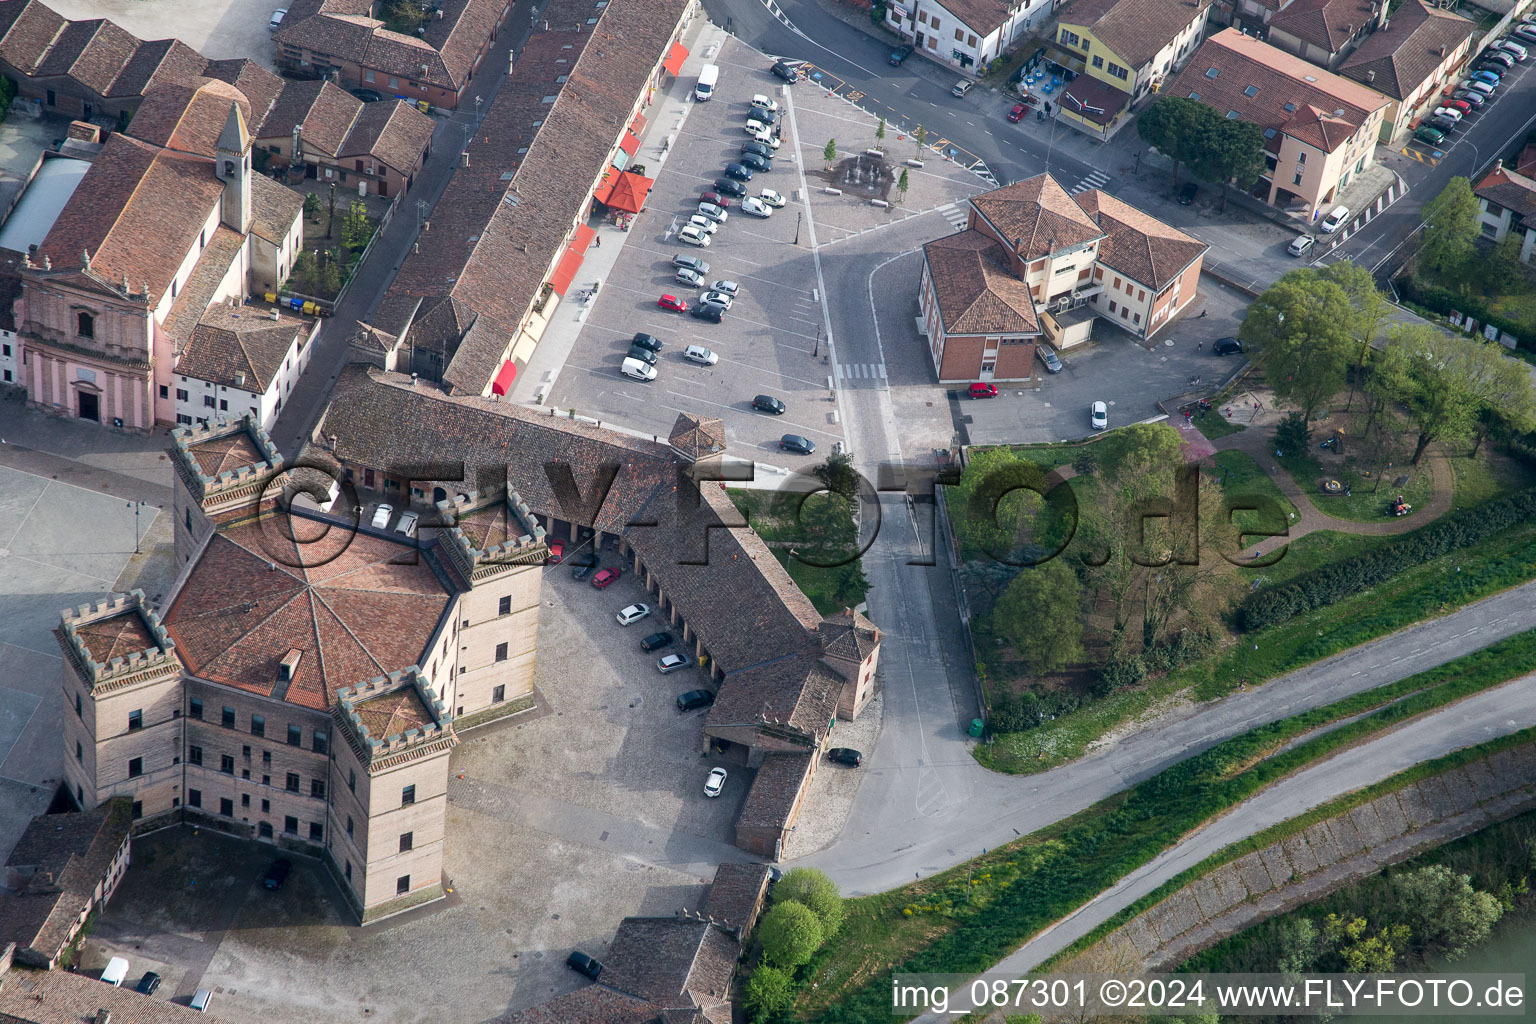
[660,390,842,440]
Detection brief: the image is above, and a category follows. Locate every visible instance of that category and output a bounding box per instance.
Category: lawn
[1449,450,1536,510]
[1278,446,1436,523]
[728,488,869,615]
[1210,450,1297,540]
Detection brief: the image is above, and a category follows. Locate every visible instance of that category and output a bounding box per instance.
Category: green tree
[290,248,317,291]
[914,123,927,158]
[1135,96,1207,182]
[1071,449,1099,477]
[1273,411,1310,455]
[1239,270,1354,422]
[1420,177,1481,281]
[758,900,823,968]
[1100,422,1183,476]
[382,0,429,34]
[1320,914,1407,972]
[1462,334,1536,456]
[876,117,886,144]
[953,447,1050,563]
[897,167,909,203]
[1390,865,1504,959]
[340,200,372,251]
[743,963,795,1021]
[1318,262,1392,411]
[316,249,344,296]
[302,192,321,223]
[774,868,845,936]
[1376,326,1508,464]
[991,560,1084,674]
[1486,231,1525,293]
[812,449,858,501]
[824,138,837,166]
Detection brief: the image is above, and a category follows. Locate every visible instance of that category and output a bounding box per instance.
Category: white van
[101,957,130,987]
[621,357,657,382]
[1319,205,1350,233]
[695,64,719,102]
[191,989,214,1012]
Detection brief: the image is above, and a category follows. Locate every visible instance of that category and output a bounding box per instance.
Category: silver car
[697,202,729,223]
[676,267,704,287]
[658,653,693,674]
[700,289,733,310]
[684,344,719,365]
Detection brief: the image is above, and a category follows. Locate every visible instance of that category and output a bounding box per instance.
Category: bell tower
[215,101,253,235]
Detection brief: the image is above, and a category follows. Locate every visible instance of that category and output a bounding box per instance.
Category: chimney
[269,308,280,321]
[279,649,302,681]
[1366,69,1375,81]
[1438,43,1446,56]
[94,1012,111,1024]
[327,433,338,452]
[235,370,246,387]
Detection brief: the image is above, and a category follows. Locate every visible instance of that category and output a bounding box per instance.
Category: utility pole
[126,500,146,554]
[794,211,802,246]
[325,181,336,240]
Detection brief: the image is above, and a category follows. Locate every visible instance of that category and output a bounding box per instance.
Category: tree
[875,117,886,145]
[1135,96,1206,182]
[1187,116,1264,207]
[1373,325,1526,464]
[1320,914,1407,972]
[1487,231,1525,293]
[1239,270,1354,422]
[1099,422,1182,476]
[290,248,317,291]
[897,167,909,204]
[991,560,1084,673]
[1316,262,1392,411]
[1461,334,1536,456]
[744,964,796,1021]
[1390,865,1503,959]
[774,868,845,936]
[812,449,858,501]
[758,900,822,968]
[340,200,372,251]
[1273,411,1310,455]
[1071,449,1099,477]
[1420,177,1481,280]
[914,123,927,158]
[302,192,321,222]
[824,138,837,166]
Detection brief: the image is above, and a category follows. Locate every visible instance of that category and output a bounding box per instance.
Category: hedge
[1394,273,1536,352]
[0,77,15,122]
[1239,486,1536,631]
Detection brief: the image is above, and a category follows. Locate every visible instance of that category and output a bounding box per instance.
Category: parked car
[545,539,565,564]
[696,201,729,223]
[268,8,287,30]
[746,128,781,148]
[704,767,728,797]
[952,79,973,97]
[190,989,213,1013]
[1178,181,1198,205]
[263,858,292,890]
[1462,79,1495,95]
[672,254,709,273]
[1479,50,1514,69]
[740,153,772,173]
[570,554,598,580]
[683,344,719,365]
[1448,99,1473,115]
[616,603,651,626]
[753,394,787,414]
[723,162,755,182]
[1319,205,1350,233]
[592,567,622,588]
[627,344,658,366]
[699,190,732,207]
[690,303,725,323]
[350,88,384,102]
[968,382,997,398]
[640,631,674,651]
[1452,89,1486,107]
[771,59,798,82]
[1091,401,1108,430]
[136,973,162,996]
[1213,337,1244,355]
[745,118,774,136]
[659,653,694,674]
[751,93,780,112]
[101,958,129,987]
[566,951,603,980]
[632,332,663,353]
[1035,345,1063,373]
[713,177,748,197]
[658,294,688,312]
[747,106,779,126]
[1415,124,1447,146]
[889,44,914,65]
[827,747,863,767]
[1513,24,1536,43]
[1495,39,1528,60]
[1428,114,1459,134]
[686,214,718,235]
[759,189,787,207]
[700,289,734,310]
[370,503,393,529]
[1471,69,1502,86]
[780,434,816,455]
[677,688,715,710]
[678,224,711,247]
[1008,103,1026,122]
[1432,106,1462,123]
[676,268,704,288]
[394,510,418,536]
[710,279,740,297]
[742,140,775,159]
[1287,234,1315,257]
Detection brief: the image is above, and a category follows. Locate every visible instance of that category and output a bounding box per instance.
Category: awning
[1042,46,1087,74]
[593,169,654,214]
[549,246,584,296]
[619,131,640,156]
[1058,76,1128,126]
[491,360,517,396]
[629,112,648,137]
[571,222,595,252]
[662,41,688,77]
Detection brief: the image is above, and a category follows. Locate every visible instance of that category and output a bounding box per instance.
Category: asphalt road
[914,669,1536,1020]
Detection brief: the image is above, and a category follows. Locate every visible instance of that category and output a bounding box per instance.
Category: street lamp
[794,211,802,246]
[126,500,147,555]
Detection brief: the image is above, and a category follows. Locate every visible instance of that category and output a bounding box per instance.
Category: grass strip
[803,630,1536,1022]
[1039,723,1536,973]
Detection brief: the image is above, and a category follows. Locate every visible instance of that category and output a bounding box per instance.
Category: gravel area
[781,690,884,861]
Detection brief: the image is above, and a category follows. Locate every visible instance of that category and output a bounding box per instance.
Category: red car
[699,191,732,208]
[658,294,687,312]
[546,539,564,564]
[1449,98,1473,114]
[969,382,998,398]
[1007,103,1026,122]
[592,567,622,588]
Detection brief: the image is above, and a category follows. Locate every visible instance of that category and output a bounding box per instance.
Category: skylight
[1205,67,1220,78]
[1188,91,1201,100]
[1226,109,1239,118]
[1283,101,1297,112]
[1244,85,1258,97]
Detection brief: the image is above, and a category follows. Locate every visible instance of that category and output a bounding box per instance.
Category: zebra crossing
[936,202,969,231]
[1070,170,1110,195]
[836,362,887,382]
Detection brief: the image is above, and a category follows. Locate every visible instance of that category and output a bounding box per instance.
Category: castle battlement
[436,487,548,582]
[59,590,178,687]
[335,668,454,766]
[168,414,284,502]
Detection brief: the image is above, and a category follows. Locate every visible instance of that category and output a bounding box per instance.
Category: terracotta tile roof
[177,304,309,392]
[708,655,844,738]
[273,7,380,62]
[1280,103,1355,149]
[187,432,267,478]
[0,963,234,1024]
[162,227,248,346]
[37,133,224,306]
[127,80,253,158]
[249,172,306,246]
[600,918,737,1012]
[970,173,1104,261]
[2,800,131,962]
[668,413,727,462]
[161,518,454,711]
[455,501,518,551]
[0,247,24,333]
[818,608,880,661]
[34,17,139,95]
[1056,0,1211,70]
[362,28,448,88]
[205,58,286,128]
[499,987,662,1024]
[265,80,364,157]
[1073,189,1208,289]
[382,0,690,395]
[0,0,68,77]
[72,609,156,665]
[425,0,509,89]
[108,37,209,98]
[922,230,1040,336]
[701,862,770,935]
[1269,0,1375,55]
[930,0,1013,34]
[338,99,436,174]
[1337,0,1475,101]
[1058,74,1130,125]
[737,750,815,829]
[1475,166,1536,221]
[1166,29,1387,149]
[352,685,435,737]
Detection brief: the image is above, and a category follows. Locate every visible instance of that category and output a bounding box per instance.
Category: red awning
[619,131,640,156]
[662,41,688,77]
[549,246,584,296]
[571,222,596,252]
[629,112,648,137]
[491,360,517,396]
[593,170,654,214]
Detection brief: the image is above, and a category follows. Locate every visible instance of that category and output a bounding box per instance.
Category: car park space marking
[659,391,843,440]
[669,354,828,389]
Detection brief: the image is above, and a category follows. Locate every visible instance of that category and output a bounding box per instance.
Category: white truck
[695,64,719,102]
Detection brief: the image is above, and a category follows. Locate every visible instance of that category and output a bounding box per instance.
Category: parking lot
[1401,36,1534,165]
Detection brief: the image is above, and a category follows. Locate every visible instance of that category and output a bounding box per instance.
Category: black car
[136,972,162,996]
[739,153,772,172]
[570,552,598,579]
[567,951,603,980]
[1213,337,1244,355]
[1429,114,1459,133]
[690,303,725,323]
[350,88,384,102]
[890,44,914,65]
[677,689,716,712]
[748,106,779,126]
[723,162,755,182]
[263,858,292,890]
[713,177,748,197]
[780,434,815,455]
[827,747,863,767]
[753,394,786,414]
[641,631,674,652]
[771,59,798,83]
[627,344,659,365]
[1178,182,1198,205]
[742,140,774,159]
[631,332,663,353]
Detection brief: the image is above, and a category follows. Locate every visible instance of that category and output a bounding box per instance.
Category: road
[915,669,1536,1020]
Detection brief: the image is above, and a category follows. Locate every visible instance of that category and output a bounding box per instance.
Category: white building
[1474,166,1536,266]
[886,0,1059,73]
[172,302,317,433]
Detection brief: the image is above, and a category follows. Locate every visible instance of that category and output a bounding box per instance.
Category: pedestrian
[594,234,601,248]
[1197,340,1203,351]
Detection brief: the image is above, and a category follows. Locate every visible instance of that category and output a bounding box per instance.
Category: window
[189,745,203,766]
[1059,29,1078,46]
[222,706,236,728]
[498,595,511,615]
[203,395,215,408]
[1109,63,1128,80]
[76,740,83,762]
[128,709,143,731]
[132,801,142,820]
[221,797,234,817]
[310,822,323,841]
[219,399,228,411]
[259,821,273,838]
[46,89,55,106]
[1243,85,1259,97]
[286,772,300,792]
[313,731,328,754]
[347,816,354,837]
[190,698,203,720]
[221,755,235,774]
[345,861,352,881]
[400,832,414,852]
[1113,276,1122,289]
[1109,300,1118,313]
[388,76,399,88]
[176,388,189,402]
[365,69,375,82]
[1225,110,1239,119]
[1092,55,1103,68]
[189,789,201,808]
[288,724,302,746]
[1482,222,1500,238]
[262,750,270,765]
[397,875,410,895]
[1133,313,1142,324]
[495,642,508,662]
[241,794,250,808]
[251,715,265,737]
[1294,171,1304,185]
[77,312,94,338]
[493,685,506,702]
[955,27,963,40]
[927,37,937,50]
[1138,289,1146,301]
[349,769,356,793]
[967,33,977,46]
[261,798,270,813]
[919,9,928,23]
[285,816,299,835]
[311,779,326,799]
[76,693,83,717]
[1205,67,1219,79]
[402,785,416,806]
[1188,91,1201,101]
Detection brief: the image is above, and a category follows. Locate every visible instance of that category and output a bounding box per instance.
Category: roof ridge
[310,586,390,685]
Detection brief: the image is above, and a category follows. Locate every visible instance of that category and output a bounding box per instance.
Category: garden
[283,189,383,302]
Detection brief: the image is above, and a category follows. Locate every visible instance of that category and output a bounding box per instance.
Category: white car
[686,214,718,235]
[1090,401,1107,430]
[740,196,771,218]
[684,344,719,365]
[677,225,711,247]
[700,289,733,310]
[748,128,781,148]
[621,357,658,382]
[759,188,787,208]
[710,279,739,297]
[658,652,692,674]
[750,93,780,112]
[616,603,651,626]
[676,267,704,287]
[268,8,287,30]
[1432,106,1462,123]
[696,202,728,223]
[1463,79,1496,94]
[745,118,774,137]
[371,504,393,529]
[704,767,728,797]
